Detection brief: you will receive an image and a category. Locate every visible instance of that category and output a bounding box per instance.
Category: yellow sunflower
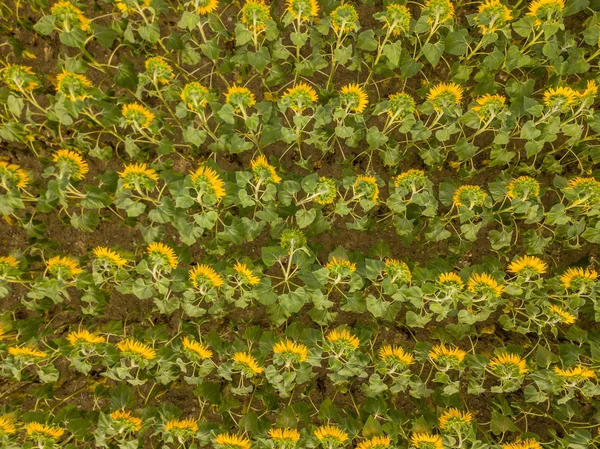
[233,262,261,286]
[25,422,65,440]
[467,272,504,297]
[356,436,392,449]
[46,255,83,278]
[314,425,349,444]
[326,328,360,350]
[488,352,528,375]
[215,433,251,449]
[182,336,213,359]
[233,351,264,374]
[0,161,30,190]
[52,149,89,181]
[506,255,547,276]
[251,154,282,184]
[379,345,415,366]
[67,329,104,346]
[339,83,368,113]
[93,246,128,267]
[427,82,464,111]
[110,410,143,431]
[118,163,160,190]
[189,264,224,288]
[189,166,226,199]
[410,433,443,449]
[147,242,179,269]
[117,338,156,360]
[273,339,309,363]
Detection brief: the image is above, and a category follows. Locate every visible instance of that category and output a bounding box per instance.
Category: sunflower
[182,336,213,360]
[240,0,271,32]
[52,149,89,181]
[502,439,542,449]
[354,175,379,202]
[326,329,360,351]
[553,365,595,382]
[286,0,319,21]
[51,0,90,30]
[527,0,564,28]
[147,242,179,269]
[429,344,467,367]
[543,86,578,111]
[215,433,251,449]
[196,0,219,15]
[165,418,199,436]
[437,272,464,289]
[233,262,261,286]
[559,267,598,289]
[388,92,417,119]
[233,352,264,375]
[118,163,159,190]
[110,410,143,432]
[506,176,540,200]
[578,80,598,104]
[379,345,415,366]
[25,422,65,441]
[1,64,39,92]
[467,272,504,297]
[117,338,156,360]
[56,70,93,101]
[313,177,338,205]
[281,82,318,112]
[225,85,256,111]
[474,0,512,34]
[565,177,600,204]
[189,264,224,289]
[189,166,226,200]
[273,339,309,364]
[67,329,104,346]
[8,346,46,359]
[453,185,487,208]
[438,408,473,433]
[507,255,547,276]
[488,352,528,376]
[339,83,368,113]
[181,82,210,111]
[0,161,30,190]
[325,257,357,279]
[251,154,282,184]
[93,246,127,267]
[427,82,464,111]
[46,255,83,278]
[145,56,174,84]
[422,0,454,24]
[330,4,359,34]
[384,259,412,284]
[356,436,392,449]
[280,228,307,251]
[394,169,427,193]
[314,425,349,445]
[122,103,155,128]
[471,94,505,119]
[269,428,301,445]
[115,0,151,14]
[0,255,19,271]
[383,4,411,35]
[547,305,576,324]
[0,416,16,435]
[410,433,443,449]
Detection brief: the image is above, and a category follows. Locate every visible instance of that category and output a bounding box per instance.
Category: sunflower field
[0,0,600,447]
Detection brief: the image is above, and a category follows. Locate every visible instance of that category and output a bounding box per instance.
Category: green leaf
[295,208,316,228]
[138,23,161,44]
[357,30,377,51]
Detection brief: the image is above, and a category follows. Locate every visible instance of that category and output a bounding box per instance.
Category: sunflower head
[394,169,427,193]
[233,262,261,286]
[553,365,596,383]
[46,255,82,278]
[488,352,528,377]
[383,4,411,35]
[117,338,156,361]
[543,86,578,111]
[286,0,319,21]
[325,257,357,279]
[437,272,464,290]
[190,166,226,202]
[502,439,542,449]
[147,242,179,270]
[145,56,174,84]
[67,329,104,346]
[507,255,547,277]
[313,177,338,205]
[269,428,301,448]
[240,0,271,32]
[165,418,199,438]
[379,345,415,367]
[110,410,143,432]
[0,255,20,275]
[50,1,90,30]
[438,408,473,434]
[189,264,224,289]
[565,177,600,205]
[122,103,155,128]
[474,0,512,34]
[56,70,93,101]
[119,163,159,190]
[330,4,359,34]
[182,336,213,360]
[93,246,128,268]
[578,80,598,105]
[467,272,504,297]
[429,344,466,368]
[215,433,251,449]
[0,161,30,190]
[427,82,464,112]
[280,228,307,251]
[115,0,151,14]
[527,0,564,28]
[471,94,506,120]
[251,154,282,184]
[1,64,39,93]
[422,0,454,24]
[196,0,219,15]
[388,92,416,119]
[226,85,257,112]
[314,425,349,446]
[383,258,412,284]
[52,149,89,181]
[339,83,368,113]
[0,416,17,435]
[181,82,210,111]
[506,176,540,201]
[281,82,318,112]
[25,422,65,441]
[8,346,47,359]
[326,328,360,352]
[232,351,264,375]
[273,339,309,365]
[354,175,379,202]
[547,304,576,325]
[453,185,487,209]
[410,433,443,449]
[559,267,597,290]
